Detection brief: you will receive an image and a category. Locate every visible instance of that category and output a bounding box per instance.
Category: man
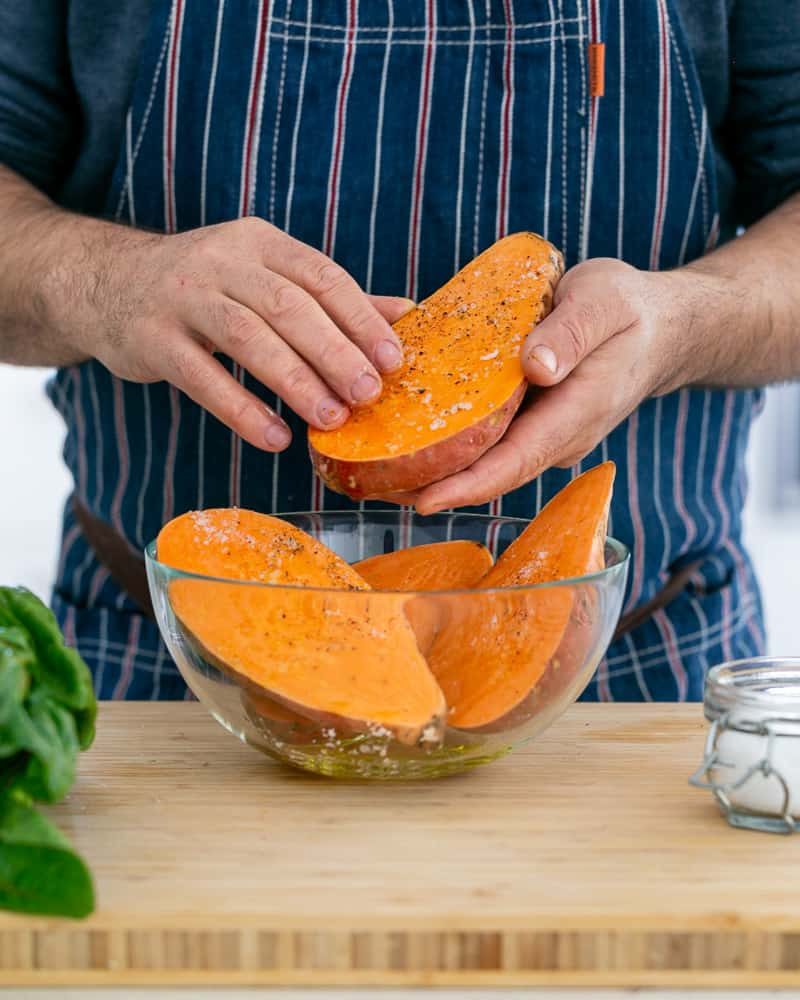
[1,1,798,700]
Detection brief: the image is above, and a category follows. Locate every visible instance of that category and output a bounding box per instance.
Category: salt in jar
[690,657,800,834]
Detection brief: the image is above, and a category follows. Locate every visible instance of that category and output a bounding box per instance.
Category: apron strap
[612,558,704,642]
[72,496,155,620]
[72,495,703,641]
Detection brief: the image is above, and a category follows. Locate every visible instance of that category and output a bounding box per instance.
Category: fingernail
[527,344,558,375]
[264,423,292,450]
[317,396,348,426]
[351,371,381,403]
[375,339,403,373]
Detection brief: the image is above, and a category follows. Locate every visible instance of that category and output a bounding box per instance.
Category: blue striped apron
[48,0,765,701]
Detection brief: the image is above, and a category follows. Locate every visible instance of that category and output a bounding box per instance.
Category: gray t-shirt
[1,1,799,239]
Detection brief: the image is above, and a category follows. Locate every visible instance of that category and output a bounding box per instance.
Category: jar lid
[705,657,800,728]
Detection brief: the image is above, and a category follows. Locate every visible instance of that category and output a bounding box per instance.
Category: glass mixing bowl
[145,510,629,779]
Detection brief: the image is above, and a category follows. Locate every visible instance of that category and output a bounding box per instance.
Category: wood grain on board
[1,703,798,987]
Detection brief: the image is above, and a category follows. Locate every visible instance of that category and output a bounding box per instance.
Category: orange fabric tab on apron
[589,42,606,98]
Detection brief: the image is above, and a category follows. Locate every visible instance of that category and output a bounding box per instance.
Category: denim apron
[48,0,765,701]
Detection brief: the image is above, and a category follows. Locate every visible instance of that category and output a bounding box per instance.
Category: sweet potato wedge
[156,509,447,746]
[356,540,494,655]
[425,463,615,730]
[309,232,563,499]
[355,540,493,591]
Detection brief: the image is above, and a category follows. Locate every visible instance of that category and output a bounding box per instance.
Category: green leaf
[0,628,32,738]
[17,696,79,803]
[0,588,96,748]
[0,692,81,804]
[0,795,94,918]
[0,588,97,918]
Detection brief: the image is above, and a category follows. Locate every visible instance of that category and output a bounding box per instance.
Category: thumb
[368,294,416,325]
[521,290,611,387]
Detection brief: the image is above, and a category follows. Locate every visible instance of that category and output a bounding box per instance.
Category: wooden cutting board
[1,703,799,989]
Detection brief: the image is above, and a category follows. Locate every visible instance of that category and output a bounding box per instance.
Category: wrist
[644,264,731,396]
[35,211,155,363]
[31,209,107,360]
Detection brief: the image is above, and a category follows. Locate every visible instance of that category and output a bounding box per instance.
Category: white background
[2,364,799,655]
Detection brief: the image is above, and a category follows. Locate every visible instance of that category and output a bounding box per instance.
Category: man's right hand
[0,167,411,451]
[64,217,411,451]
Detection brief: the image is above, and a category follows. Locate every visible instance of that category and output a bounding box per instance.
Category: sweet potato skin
[309,381,526,499]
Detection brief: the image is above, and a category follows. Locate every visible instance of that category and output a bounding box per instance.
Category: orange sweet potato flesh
[355,541,493,591]
[424,463,615,730]
[156,509,447,746]
[309,232,563,499]
[356,540,493,655]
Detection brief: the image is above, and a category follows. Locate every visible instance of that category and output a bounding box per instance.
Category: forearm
[0,165,145,366]
[666,191,800,390]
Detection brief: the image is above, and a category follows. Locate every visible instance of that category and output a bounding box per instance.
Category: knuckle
[280,361,315,399]
[521,442,554,480]
[315,336,351,377]
[510,445,529,488]
[558,314,589,365]
[172,350,212,393]
[217,300,260,354]
[118,354,156,383]
[268,281,309,321]
[189,234,224,268]
[307,256,351,297]
[555,440,594,469]
[342,305,382,343]
[236,215,270,237]
[225,392,259,430]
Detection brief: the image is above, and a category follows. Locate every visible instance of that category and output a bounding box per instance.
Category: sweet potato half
[425,463,615,731]
[156,509,447,746]
[309,232,563,499]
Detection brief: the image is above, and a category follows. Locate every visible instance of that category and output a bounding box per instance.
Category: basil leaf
[0,588,95,748]
[0,627,32,739]
[16,696,79,804]
[0,587,97,918]
[0,795,94,918]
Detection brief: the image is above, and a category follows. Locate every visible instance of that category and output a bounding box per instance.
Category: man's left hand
[407,257,699,514]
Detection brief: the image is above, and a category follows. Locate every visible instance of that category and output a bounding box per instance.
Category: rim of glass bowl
[144,510,630,596]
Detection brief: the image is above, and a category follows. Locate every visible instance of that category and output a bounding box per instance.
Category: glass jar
[690,657,800,834]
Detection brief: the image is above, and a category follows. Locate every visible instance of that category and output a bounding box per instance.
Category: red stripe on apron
[323,0,357,258]
[406,0,437,300]
[163,0,185,235]
[110,378,130,535]
[649,0,671,270]
[163,386,181,522]
[112,616,142,699]
[496,0,515,239]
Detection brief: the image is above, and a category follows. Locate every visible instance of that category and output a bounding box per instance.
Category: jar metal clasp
[689,712,797,835]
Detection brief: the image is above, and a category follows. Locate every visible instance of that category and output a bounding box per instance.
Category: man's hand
[0,165,412,452]
[410,257,701,514]
[60,218,412,451]
[411,193,800,513]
